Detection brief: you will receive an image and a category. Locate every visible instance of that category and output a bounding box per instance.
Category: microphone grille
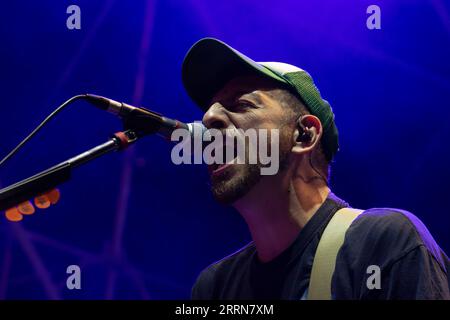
[188,122,211,140]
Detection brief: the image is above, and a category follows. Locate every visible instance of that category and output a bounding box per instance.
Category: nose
[202,102,230,129]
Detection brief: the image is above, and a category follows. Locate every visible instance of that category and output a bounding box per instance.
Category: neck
[234,168,330,263]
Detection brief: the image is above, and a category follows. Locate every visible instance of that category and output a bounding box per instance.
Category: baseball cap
[182,38,339,161]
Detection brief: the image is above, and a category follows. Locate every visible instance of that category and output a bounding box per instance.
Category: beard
[209,127,293,205]
[210,162,261,204]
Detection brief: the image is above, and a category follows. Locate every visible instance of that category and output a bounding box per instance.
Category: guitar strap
[307,207,364,300]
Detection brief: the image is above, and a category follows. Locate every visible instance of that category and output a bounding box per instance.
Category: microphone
[83,94,207,140]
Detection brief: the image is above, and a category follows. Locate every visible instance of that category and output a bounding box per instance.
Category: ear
[291,115,323,154]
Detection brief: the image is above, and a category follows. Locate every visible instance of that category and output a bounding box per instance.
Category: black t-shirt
[191,193,450,299]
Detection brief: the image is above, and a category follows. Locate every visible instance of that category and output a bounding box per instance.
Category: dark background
[0,0,449,299]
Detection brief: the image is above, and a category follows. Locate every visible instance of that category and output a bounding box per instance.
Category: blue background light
[0,0,449,299]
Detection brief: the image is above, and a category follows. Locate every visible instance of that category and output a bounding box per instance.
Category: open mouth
[209,143,238,176]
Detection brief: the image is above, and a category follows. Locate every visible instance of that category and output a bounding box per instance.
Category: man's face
[202,74,295,204]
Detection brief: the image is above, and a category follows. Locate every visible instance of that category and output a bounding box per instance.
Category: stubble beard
[210,128,293,205]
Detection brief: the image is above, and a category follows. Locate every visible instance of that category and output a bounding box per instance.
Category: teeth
[217,157,236,168]
[225,157,237,165]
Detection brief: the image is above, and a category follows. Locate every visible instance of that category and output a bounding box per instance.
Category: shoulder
[333,208,449,299]
[191,242,256,299]
[343,207,446,271]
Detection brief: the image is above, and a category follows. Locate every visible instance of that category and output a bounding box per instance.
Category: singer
[182,38,450,300]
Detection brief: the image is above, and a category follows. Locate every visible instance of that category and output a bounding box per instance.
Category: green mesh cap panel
[280,70,339,161]
[182,38,339,161]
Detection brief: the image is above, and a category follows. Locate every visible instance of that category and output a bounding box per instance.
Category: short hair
[269,87,331,180]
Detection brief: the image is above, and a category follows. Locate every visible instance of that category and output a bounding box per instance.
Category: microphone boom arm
[0,129,138,211]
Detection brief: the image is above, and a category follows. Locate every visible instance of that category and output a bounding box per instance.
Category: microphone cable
[0,94,87,167]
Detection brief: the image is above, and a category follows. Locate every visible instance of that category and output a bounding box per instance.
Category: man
[181,38,450,299]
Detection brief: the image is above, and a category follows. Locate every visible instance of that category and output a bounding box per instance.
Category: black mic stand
[0,113,158,212]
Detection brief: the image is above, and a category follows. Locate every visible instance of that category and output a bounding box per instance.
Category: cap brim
[182,38,288,111]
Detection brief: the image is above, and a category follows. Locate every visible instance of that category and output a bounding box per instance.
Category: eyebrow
[211,87,266,107]
[235,90,264,105]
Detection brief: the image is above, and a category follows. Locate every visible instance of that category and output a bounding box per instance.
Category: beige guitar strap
[307,207,364,300]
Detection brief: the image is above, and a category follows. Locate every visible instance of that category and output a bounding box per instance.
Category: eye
[230,100,255,111]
